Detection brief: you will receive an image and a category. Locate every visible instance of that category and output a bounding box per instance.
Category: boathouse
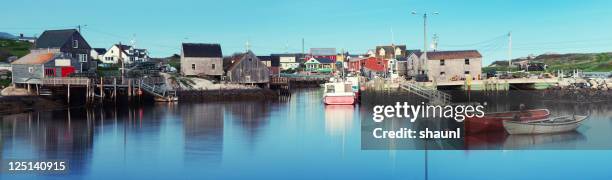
[180,43,224,78]
[11,49,79,84]
[224,51,270,84]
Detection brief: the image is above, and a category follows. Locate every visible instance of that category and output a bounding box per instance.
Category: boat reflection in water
[502,131,586,149]
[465,131,587,150]
[324,105,355,137]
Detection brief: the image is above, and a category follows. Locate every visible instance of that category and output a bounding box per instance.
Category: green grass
[0,39,32,61]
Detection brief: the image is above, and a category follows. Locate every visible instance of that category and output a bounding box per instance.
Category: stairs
[399,82,451,105]
[138,80,178,102]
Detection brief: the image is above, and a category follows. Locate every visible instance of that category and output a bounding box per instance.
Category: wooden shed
[224,51,270,84]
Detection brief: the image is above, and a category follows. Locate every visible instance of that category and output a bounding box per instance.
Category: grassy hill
[0,39,32,62]
[485,52,612,73]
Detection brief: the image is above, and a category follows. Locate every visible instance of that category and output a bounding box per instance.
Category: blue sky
[2,0,612,65]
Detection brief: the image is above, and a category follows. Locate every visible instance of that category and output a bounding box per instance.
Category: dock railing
[400,82,451,105]
[42,77,90,86]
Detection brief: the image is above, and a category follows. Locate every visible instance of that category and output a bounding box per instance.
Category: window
[440,72,445,75]
[45,68,55,76]
[440,59,445,66]
[465,71,470,74]
[249,58,252,61]
[73,40,78,48]
[28,67,34,73]
[465,59,470,65]
[78,54,88,62]
[192,64,196,70]
[212,64,216,69]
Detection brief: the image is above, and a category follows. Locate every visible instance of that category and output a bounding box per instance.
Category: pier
[16,77,176,104]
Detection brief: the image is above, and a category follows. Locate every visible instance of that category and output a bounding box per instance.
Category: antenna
[245,40,251,52]
[130,34,136,48]
[508,31,512,71]
[432,34,439,51]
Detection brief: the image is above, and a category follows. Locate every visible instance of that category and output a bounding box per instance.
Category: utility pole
[301,38,305,55]
[119,42,125,82]
[412,11,438,76]
[508,32,512,72]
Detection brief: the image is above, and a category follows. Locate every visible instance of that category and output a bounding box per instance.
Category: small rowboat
[502,115,588,135]
[465,109,550,134]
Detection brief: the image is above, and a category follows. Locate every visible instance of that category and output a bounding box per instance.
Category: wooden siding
[180,57,223,76]
[12,64,44,84]
[226,52,270,84]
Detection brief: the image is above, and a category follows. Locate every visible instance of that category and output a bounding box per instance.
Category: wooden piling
[67,84,70,104]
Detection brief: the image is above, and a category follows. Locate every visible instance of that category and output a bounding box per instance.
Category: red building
[348,57,364,72]
[348,57,388,72]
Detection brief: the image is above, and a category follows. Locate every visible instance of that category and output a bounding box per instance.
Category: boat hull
[503,115,588,135]
[324,95,356,105]
[465,109,550,134]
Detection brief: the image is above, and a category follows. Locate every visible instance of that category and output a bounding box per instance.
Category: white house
[273,53,302,70]
[90,48,107,61]
[100,44,149,64]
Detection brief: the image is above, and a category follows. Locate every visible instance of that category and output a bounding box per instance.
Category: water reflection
[1,110,94,175]
[503,132,586,149]
[179,103,224,165]
[324,105,355,137]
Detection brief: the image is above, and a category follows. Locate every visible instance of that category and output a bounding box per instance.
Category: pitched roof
[376,45,406,53]
[93,48,107,54]
[182,43,222,58]
[35,29,78,49]
[12,49,61,65]
[315,57,334,64]
[425,50,482,60]
[115,44,132,51]
[406,49,421,55]
[225,52,253,71]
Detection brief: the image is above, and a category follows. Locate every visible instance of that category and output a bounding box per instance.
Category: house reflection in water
[179,103,224,165]
[1,110,94,175]
[226,102,272,149]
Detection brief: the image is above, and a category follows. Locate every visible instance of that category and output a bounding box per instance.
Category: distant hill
[486,52,612,72]
[0,32,17,40]
[0,39,32,62]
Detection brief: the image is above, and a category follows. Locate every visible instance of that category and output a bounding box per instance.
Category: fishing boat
[323,82,356,105]
[345,77,360,102]
[465,109,550,134]
[502,115,588,135]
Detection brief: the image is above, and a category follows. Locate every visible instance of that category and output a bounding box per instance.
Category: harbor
[2,89,612,179]
[2,0,612,179]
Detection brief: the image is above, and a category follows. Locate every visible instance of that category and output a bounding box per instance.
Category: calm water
[2,89,612,179]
